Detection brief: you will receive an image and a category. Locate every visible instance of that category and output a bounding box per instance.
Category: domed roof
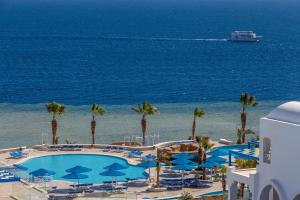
[266,101,300,125]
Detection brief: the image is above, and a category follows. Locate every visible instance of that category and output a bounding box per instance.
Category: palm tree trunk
[241,111,247,143]
[51,118,57,144]
[197,147,203,166]
[141,115,146,146]
[91,116,96,145]
[192,117,196,140]
[222,174,226,192]
[202,153,207,180]
[156,149,160,187]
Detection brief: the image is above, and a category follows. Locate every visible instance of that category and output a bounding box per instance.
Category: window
[263,137,271,164]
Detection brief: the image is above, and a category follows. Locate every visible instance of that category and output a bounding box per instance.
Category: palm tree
[237,128,256,144]
[132,102,158,146]
[46,102,65,144]
[220,165,227,192]
[91,103,105,146]
[156,148,163,187]
[201,136,215,180]
[235,159,257,198]
[195,136,204,166]
[236,128,243,144]
[240,93,258,143]
[191,107,205,140]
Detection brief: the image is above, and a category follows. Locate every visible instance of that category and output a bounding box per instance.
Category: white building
[227,101,300,200]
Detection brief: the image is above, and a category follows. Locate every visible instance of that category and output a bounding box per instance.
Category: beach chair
[9,151,28,158]
[115,146,124,153]
[103,146,111,152]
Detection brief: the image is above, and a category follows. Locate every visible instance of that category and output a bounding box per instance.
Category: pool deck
[0,147,223,199]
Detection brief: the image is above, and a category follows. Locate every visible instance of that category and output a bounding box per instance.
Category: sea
[0,0,299,148]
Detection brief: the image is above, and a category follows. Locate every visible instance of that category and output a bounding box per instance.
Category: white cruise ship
[230,31,259,42]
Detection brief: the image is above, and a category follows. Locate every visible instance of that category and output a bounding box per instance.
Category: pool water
[18,154,148,184]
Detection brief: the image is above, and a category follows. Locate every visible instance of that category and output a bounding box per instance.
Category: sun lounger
[219,138,233,145]
[9,151,28,158]
[103,146,111,152]
[115,147,124,153]
[70,183,93,187]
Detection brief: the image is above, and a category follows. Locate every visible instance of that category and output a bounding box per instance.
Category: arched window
[260,185,280,200]
[293,194,300,200]
[263,137,271,164]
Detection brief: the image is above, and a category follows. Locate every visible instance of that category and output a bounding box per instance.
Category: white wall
[257,117,300,200]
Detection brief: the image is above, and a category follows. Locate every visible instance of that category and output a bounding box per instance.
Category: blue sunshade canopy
[172,158,193,165]
[200,161,222,169]
[137,160,157,168]
[62,173,89,180]
[13,164,28,171]
[171,153,195,160]
[66,165,92,173]
[207,149,228,157]
[29,168,55,177]
[100,170,125,177]
[206,156,227,163]
[103,163,128,170]
[171,164,194,171]
[142,154,156,161]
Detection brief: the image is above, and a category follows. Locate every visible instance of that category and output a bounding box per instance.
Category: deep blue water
[0,0,300,105]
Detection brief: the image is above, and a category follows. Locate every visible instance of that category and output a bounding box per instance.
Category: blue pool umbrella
[66,165,92,173]
[206,156,227,163]
[137,160,156,180]
[171,164,194,171]
[170,164,194,184]
[172,158,193,165]
[29,168,55,177]
[103,163,128,171]
[137,160,157,168]
[62,172,88,185]
[100,170,125,177]
[142,154,156,161]
[171,153,195,160]
[200,161,222,169]
[207,149,228,157]
[13,164,28,171]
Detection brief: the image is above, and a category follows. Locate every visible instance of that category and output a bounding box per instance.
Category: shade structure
[62,173,89,180]
[172,158,193,165]
[62,172,88,185]
[171,153,195,160]
[170,163,194,185]
[200,161,222,169]
[137,160,157,168]
[207,149,228,157]
[66,165,92,173]
[137,160,156,180]
[29,168,55,177]
[13,164,28,171]
[171,164,194,171]
[142,154,156,161]
[206,156,227,163]
[103,163,128,171]
[100,170,125,177]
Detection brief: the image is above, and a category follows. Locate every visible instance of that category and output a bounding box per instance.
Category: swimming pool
[18,154,148,184]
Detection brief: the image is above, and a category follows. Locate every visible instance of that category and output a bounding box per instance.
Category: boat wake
[102,36,229,42]
[0,35,229,42]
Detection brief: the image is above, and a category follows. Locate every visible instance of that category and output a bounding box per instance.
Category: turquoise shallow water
[0,100,284,149]
[19,154,147,184]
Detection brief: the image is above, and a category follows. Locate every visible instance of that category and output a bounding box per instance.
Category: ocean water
[0,0,299,148]
[0,101,284,148]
